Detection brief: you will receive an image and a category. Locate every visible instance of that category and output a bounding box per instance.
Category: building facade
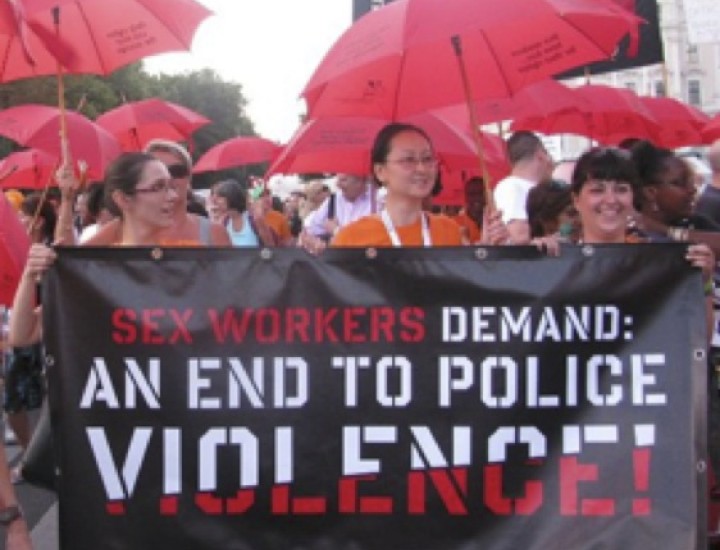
[549,0,720,158]
[588,0,720,116]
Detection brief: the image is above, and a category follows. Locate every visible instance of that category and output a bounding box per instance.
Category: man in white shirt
[303,173,380,240]
[493,131,554,244]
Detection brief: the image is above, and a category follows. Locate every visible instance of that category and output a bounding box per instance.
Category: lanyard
[380,209,432,247]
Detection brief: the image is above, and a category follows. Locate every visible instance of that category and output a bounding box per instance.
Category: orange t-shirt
[453,211,481,243]
[264,210,291,243]
[332,213,463,247]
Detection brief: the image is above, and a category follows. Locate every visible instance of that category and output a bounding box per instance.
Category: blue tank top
[226,212,259,247]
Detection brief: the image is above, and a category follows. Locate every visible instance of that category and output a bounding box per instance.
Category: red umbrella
[638,96,710,149]
[511,84,660,145]
[302,0,641,119]
[0,105,121,180]
[266,113,509,180]
[193,137,283,174]
[0,149,58,190]
[0,1,75,82]
[459,80,590,125]
[0,0,211,178]
[96,98,211,152]
[0,192,31,307]
[19,0,213,77]
[701,115,720,144]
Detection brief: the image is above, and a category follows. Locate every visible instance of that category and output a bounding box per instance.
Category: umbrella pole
[53,7,70,165]
[450,36,495,210]
[28,175,54,238]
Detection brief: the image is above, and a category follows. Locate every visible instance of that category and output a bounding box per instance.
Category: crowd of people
[1,124,719,548]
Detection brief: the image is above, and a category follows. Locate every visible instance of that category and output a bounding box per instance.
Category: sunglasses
[166,164,190,179]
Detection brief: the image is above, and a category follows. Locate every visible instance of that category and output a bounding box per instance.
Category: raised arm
[8,244,56,347]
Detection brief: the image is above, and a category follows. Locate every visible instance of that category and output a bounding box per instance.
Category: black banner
[43,245,706,549]
[558,0,664,79]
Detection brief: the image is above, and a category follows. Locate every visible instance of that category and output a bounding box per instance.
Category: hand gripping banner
[42,244,707,549]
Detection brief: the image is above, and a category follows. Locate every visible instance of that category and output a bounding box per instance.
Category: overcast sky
[144,1,353,143]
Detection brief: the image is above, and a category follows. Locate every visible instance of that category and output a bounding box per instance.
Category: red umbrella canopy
[461,79,591,125]
[193,137,283,174]
[0,149,57,190]
[0,192,31,307]
[266,114,509,180]
[96,98,211,152]
[302,0,641,119]
[18,0,213,77]
[0,0,75,82]
[638,96,709,149]
[0,105,121,180]
[510,84,660,145]
[701,114,720,145]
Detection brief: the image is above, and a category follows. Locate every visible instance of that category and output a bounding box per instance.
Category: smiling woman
[330,123,462,247]
[570,147,639,245]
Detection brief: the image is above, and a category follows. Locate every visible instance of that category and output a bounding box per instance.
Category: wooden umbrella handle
[451,35,495,211]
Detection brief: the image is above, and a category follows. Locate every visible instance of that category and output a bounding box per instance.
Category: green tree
[146,68,259,188]
[0,64,259,188]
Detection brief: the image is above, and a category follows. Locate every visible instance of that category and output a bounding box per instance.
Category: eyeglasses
[386,155,438,170]
[166,164,190,179]
[133,179,180,195]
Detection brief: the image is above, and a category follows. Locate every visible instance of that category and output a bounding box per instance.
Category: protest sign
[43,244,706,549]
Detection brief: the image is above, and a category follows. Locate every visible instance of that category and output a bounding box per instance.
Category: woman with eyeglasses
[9,153,184,349]
[56,140,231,247]
[332,122,507,247]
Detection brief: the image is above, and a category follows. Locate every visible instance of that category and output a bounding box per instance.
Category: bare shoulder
[83,219,120,246]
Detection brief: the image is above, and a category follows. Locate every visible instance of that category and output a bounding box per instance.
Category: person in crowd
[571,146,719,491]
[303,173,380,243]
[628,141,720,499]
[298,180,330,222]
[630,141,720,241]
[0,443,31,548]
[618,140,720,262]
[694,140,720,227]
[493,131,554,244]
[453,176,486,244]
[58,140,230,246]
[249,178,293,246]
[9,152,183,349]
[284,190,305,238]
[526,179,580,242]
[331,123,508,247]
[77,182,115,244]
[4,194,56,477]
[208,179,275,247]
[571,145,713,290]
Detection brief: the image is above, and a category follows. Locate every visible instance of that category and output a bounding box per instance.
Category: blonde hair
[144,139,192,171]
